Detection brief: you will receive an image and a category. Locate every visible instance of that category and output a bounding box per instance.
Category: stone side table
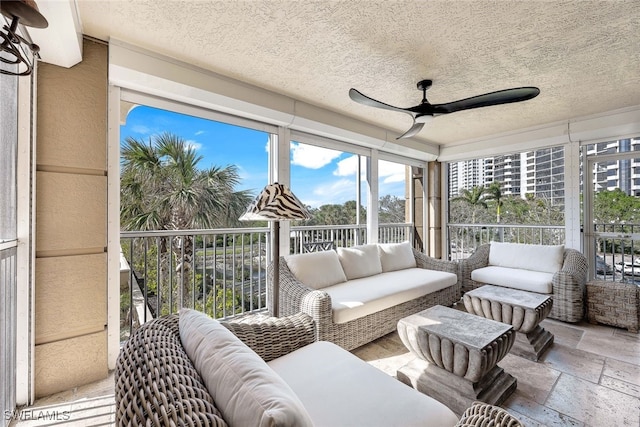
[587,280,639,333]
[463,285,554,361]
[397,305,516,416]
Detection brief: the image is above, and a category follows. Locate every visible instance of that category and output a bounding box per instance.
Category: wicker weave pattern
[221,312,315,361]
[455,401,524,427]
[115,315,228,427]
[587,280,639,333]
[278,248,460,350]
[459,244,588,323]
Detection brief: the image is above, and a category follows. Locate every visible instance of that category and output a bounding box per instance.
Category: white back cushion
[378,241,417,272]
[489,242,564,273]
[337,244,383,280]
[179,309,313,427]
[284,250,347,289]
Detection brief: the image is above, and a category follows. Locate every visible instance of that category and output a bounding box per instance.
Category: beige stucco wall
[34,39,108,397]
[427,162,442,259]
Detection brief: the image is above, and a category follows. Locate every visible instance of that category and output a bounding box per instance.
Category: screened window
[0,72,17,241]
[290,140,367,226]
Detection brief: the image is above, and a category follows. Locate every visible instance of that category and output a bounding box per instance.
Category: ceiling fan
[349,80,540,139]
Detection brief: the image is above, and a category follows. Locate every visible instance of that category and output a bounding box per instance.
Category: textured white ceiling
[77,0,640,146]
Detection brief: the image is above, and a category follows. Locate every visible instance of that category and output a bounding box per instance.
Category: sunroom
[2,1,639,425]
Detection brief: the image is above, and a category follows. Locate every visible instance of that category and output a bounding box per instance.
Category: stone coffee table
[463,285,554,361]
[396,305,516,415]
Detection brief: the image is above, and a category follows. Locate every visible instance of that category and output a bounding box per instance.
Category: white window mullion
[276,127,291,256]
[367,150,379,244]
[15,65,35,406]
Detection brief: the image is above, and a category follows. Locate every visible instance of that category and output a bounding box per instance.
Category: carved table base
[464,285,554,361]
[397,305,516,415]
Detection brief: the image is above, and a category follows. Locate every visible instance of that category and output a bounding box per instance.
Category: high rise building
[448,137,639,204]
[523,147,565,206]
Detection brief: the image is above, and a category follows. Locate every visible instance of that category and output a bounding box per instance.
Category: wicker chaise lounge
[459,243,589,322]
[276,243,460,350]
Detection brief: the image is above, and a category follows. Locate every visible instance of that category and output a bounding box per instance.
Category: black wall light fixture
[1,0,48,76]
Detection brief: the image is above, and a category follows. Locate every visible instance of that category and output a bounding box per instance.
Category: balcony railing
[119,223,413,341]
[447,223,565,261]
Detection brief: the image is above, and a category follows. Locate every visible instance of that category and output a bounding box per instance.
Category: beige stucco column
[34,39,109,397]
[427,161,442,259]
[408,162,442,258]
[408,166,425,251]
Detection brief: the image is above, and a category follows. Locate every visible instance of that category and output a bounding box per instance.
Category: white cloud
[334,155,362,177]
[131,124,151,135]
[290,142,342,169]
[379,160,406,184]
[195,130,205,136]
[185,140,203,151]
[298,179,354,208]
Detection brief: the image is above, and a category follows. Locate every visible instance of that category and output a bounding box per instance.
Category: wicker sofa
[276,242,459,350]
[459,242,589,322]
[115,309,524,426]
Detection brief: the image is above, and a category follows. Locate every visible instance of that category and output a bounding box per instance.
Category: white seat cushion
[471,266,554,294]
[268,341,459,427]
[285,250,347,289]
[323,268,457,324]
[179,309,313,427]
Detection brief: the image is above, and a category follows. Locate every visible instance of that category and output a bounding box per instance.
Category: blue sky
[120,105,405,208]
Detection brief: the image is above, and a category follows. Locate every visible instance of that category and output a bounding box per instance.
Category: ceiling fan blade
[349,88,412,115]
[397,122,424,140]
[433,87,540,114]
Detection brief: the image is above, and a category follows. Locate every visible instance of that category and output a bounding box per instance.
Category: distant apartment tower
[584,138,640,196]
[523,147,565,206]
[448,159,488,197]
[491,154,521,196]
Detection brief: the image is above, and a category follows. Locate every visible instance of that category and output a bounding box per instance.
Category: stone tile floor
[10,306,640,427]
[352,310,640,427]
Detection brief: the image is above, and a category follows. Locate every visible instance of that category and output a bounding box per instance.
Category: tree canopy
[449,183,564,225]
[592,189,640,224]
[120,132,253,231]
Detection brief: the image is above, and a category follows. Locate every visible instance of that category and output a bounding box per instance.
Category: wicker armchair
[115,312,314,426]
[455,401,524,427]
[459,244,589,322]
[276,248,460,350]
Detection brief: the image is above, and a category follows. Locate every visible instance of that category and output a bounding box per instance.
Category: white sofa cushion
[471,266,554,294]
[178,309,313,427]
[337,244,383,280]
[489,242,564,274]
[285,250,347,289]
[268,341,459,427]
[378,241,417,272]
[324,268,457,324]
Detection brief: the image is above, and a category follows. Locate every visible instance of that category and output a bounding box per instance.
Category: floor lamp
[240,183,311,317]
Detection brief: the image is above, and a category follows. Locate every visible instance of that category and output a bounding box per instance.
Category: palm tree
[451,186,487,223]
[485,182,504,223]
[121,132,253,231]
[120,132,254,310]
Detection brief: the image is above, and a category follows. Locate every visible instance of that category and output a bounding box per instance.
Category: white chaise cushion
[471,266,554,294]
[337,244,383,280]
[378,241,417,272]
[324,268,457,323]
[285,250,347,289]
[489,242,564,274]
[269,341,459,427]
[179,309,313,427]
